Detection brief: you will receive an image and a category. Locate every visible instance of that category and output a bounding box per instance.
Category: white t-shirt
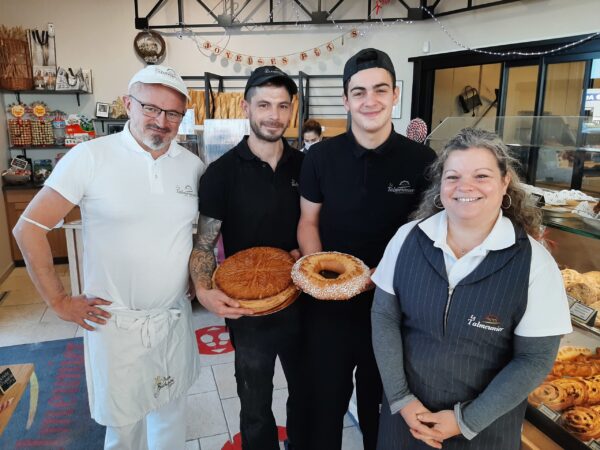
[372,210,572,337]
[46,123,205,310]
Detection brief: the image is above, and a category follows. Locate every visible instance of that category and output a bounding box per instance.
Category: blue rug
[0,337,105,449]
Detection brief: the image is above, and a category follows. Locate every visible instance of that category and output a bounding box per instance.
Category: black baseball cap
[343,48,396,87]
[244,66,298,98]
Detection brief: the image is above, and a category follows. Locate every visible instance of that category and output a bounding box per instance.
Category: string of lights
[421,6,600,57]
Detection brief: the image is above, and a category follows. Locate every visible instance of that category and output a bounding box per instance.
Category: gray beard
[143,134,168,152]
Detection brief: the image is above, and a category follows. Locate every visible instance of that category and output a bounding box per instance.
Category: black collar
[235,135,294,164]
[349,125,395,158]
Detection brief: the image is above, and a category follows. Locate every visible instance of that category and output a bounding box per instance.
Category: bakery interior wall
[0,0,598,271]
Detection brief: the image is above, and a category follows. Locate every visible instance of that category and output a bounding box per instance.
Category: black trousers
[227,299,304,450]
[303,292,382,450]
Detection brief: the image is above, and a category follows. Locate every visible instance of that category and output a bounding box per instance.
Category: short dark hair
[245,80,294,103]
[302,119,322,137]
[343,48,396,96]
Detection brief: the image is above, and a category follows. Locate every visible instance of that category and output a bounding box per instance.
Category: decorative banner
[189,28,360,66]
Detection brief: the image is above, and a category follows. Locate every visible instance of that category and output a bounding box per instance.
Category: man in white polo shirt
[13,65,204,449]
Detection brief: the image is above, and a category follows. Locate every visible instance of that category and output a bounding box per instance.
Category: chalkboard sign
[0,368,16,394]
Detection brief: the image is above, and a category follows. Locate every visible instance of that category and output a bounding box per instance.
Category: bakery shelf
[0,89,89,106]
[9,145,69,150]
[525,407,590,450]
[527,325,600,449]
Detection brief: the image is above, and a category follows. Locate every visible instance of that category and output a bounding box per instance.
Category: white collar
[122,121,181,159]
[418,210,516,257]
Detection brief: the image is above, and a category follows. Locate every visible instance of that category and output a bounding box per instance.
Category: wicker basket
[0,37,33,90]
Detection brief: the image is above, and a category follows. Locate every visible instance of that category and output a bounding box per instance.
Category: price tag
[0,368,16,394]
[530,193,545,207]
[538,404,561,422]
[570,301,597,325]
[10,157,29,170]
[589,440,600,450]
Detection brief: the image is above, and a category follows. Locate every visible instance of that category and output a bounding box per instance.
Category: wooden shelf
[9,145,69,150]
[0,89,89,106]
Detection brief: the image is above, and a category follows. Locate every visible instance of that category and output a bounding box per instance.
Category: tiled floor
[0,266,364,450]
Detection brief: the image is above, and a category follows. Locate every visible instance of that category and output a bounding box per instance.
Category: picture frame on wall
[106,123,125,135]
[95,102,110,118]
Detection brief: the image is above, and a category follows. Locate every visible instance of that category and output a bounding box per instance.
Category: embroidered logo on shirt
[176,185,196,197]
[153,375,175,398]
[387,181,415,194]
[467,314,504,332]
[291,179,299,187]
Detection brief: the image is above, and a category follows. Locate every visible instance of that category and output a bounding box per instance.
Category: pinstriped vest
[391,223,531,449]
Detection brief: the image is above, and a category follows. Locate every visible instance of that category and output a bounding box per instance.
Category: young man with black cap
[190,66,304,450]
[297,48,437,449]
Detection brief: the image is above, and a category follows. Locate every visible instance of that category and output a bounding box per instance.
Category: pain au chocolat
[213,247,300,315]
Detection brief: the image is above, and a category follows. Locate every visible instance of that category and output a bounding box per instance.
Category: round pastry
[291,251,370,300]
[553,377,589,406]
[584,376,600,405]
[528,383,571,410]
[562,406,600,441]
[562,268,584,285]
[584,271,600,292]
[567,282,598,305]
[557,346,593,362]
[236,284,299,314]
[213,246,299,315]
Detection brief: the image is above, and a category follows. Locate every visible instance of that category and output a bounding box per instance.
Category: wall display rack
[0,89,88,107]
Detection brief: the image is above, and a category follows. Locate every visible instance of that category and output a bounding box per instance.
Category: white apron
[83,298,200,427]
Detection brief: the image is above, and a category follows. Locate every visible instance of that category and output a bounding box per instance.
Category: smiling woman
[371,127,572,450]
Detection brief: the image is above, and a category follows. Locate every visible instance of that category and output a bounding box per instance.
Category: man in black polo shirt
[298,48,437,450]
[189,66,304,450]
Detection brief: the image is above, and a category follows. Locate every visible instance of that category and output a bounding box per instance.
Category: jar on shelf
[7,103,31,146]
[52,113,66,146]
[30,102,54,146]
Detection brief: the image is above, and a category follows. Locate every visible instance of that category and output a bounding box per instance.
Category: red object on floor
[195,326,234,355]
[221,426,287,449]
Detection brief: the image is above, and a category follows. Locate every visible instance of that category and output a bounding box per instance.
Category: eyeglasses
[128,95,185,123]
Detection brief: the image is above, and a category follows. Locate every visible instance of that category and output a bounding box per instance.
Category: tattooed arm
[189,215,254,319]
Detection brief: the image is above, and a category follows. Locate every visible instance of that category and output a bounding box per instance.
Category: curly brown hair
[413,128,542,238]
